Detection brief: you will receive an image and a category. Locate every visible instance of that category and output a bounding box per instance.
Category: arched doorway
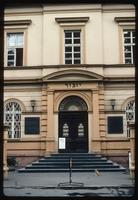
[58,96,88,153]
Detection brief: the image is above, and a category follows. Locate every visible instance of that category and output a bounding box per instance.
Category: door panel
[59,111,88,153]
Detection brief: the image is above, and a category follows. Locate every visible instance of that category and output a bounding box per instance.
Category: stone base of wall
[16,156,40,168]
[104,154,129,168]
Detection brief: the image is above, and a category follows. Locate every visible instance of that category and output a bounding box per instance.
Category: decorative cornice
[4,20,32,26]
[55,17,89,23]
[114,17,135,23]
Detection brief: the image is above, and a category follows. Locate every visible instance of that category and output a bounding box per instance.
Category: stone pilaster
[41,84,48,155]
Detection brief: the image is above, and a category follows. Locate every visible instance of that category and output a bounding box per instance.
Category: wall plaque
[59,137,66,149]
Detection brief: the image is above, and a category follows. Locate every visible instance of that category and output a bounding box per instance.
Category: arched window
[125,99,135,137]
[4,102,22,138]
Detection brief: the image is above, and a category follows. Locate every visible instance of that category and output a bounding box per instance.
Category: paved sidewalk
[3,170,135,197]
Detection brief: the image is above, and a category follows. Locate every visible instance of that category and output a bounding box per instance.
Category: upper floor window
[7,32,24,67]
[64,30,81,64]
[55,17,89,65]
[123,30,135,64]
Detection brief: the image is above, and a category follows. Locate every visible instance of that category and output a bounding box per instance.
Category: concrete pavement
[3,170,135,197]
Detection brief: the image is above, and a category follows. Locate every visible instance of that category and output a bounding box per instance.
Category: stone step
[32,161,113,166]
[39,158,107,162]
[18,167,126,173]
[18,153,126,173]
[26,164,120,169]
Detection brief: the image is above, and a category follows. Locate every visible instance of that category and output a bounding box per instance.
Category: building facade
[4,4,135,167]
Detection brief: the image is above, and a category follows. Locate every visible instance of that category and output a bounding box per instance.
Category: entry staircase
[18,153,126,173]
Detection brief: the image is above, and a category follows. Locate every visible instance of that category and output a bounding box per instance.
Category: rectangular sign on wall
[108,116,123,134]
[59,138,66,149]
[25,117,40,134]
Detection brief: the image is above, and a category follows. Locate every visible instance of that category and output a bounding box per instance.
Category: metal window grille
[64,30,81,64]
[125,100,135,137]
[123,30,135,64]
[4,102,22,139]
[7,32,24,67]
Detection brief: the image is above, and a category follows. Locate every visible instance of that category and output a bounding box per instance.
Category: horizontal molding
[55,17,89,23]
[114,17,135,23]
[4,64,135,70]
[4,20,32,26]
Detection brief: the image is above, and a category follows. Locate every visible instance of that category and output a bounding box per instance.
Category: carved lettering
[65,82,81,88]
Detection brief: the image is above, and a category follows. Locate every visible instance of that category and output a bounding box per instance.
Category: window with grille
[64,30,81,64]
[123,30,135,64]
[125,100,135,137]
[7,32,24,67]
[4,102,22,139]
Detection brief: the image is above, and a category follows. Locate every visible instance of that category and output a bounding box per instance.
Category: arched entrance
[58,96,88,153]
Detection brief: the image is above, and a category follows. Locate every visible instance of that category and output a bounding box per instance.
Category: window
[123,30,135,64]
[125,99,135,137]
[7,32,24,66]
[55,17,89,65]
[4,102,22,138]
[64,30,81,64]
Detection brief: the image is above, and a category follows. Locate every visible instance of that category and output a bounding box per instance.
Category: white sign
[59,138,66,149]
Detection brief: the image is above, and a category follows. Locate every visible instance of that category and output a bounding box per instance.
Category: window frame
[64,29,81,64]
[118,25,135,64]
[60,25,85,65]
[123,29,135,64]
[4,101,22,139]
[4,28,27,67]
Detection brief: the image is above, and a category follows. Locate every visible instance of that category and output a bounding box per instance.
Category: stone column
[128,122,135,179]
[3,124,9,178]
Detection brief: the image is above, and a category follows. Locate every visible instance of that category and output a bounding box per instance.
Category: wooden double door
[59,111,88,153]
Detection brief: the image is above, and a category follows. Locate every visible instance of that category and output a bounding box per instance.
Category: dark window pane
[65,32,72,38]
[125,59,131,64]
[16,48,23,66]
[25,117,40,134]
[65,39,72,44]
[74,53,80,58]
[65,53,72,58]
[8,55,14,60]
[74,59,80,64]
[133,46,135,64]
[8,61,14,66]
[74,39,80,44]
[124,31,130,37]
[132,31,135,37]
[124,46,131,52]
[8,49,14,54]
[108,116,123,134]
[73,32,80,37]
[124,38,131,43]
[65,47,72,52]
[65,59,72,64]
[125,53,131,58]
[74,46,80,52]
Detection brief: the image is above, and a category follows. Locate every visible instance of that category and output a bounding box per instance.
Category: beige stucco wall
[4,4,135,66]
